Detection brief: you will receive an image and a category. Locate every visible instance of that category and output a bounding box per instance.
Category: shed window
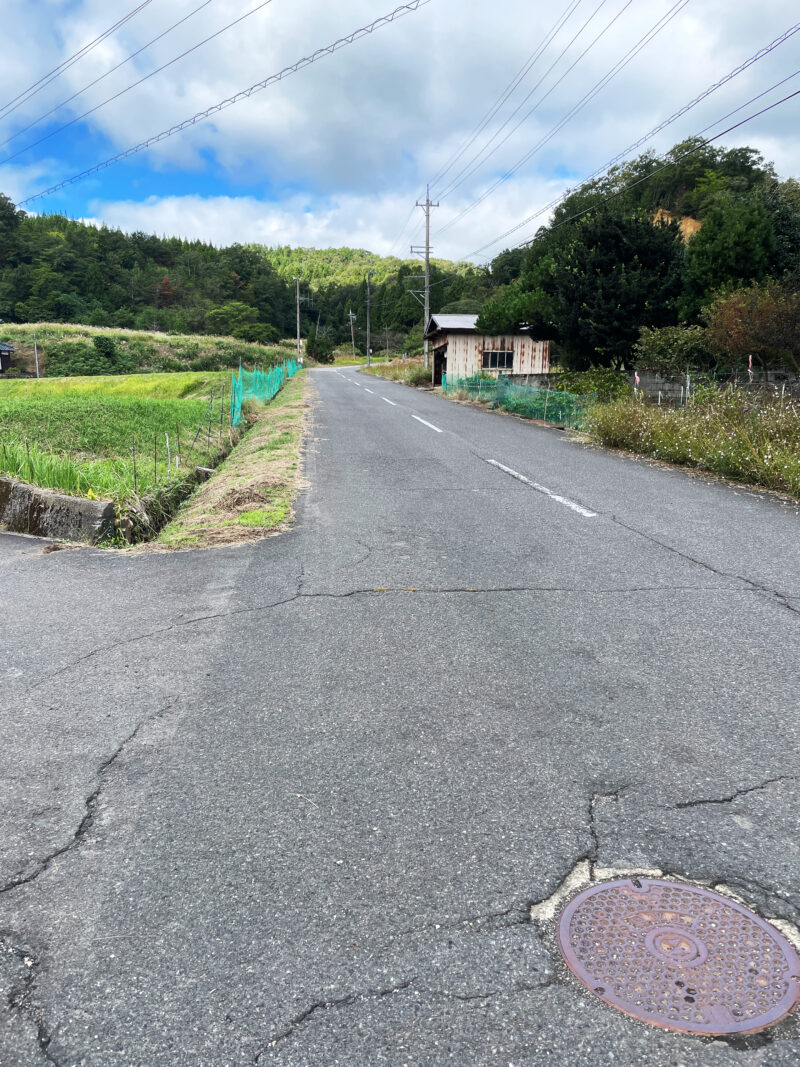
[482,350,514,370]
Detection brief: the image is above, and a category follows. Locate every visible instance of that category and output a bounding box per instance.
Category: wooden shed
[424,314,550,386]
[0,342,13,374]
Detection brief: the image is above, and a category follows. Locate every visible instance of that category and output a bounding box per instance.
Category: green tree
[682,191,776,318]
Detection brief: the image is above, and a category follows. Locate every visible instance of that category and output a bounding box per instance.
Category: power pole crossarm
[411,185,439,373]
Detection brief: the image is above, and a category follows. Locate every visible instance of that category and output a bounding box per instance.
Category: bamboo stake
[132,435,138,495]
[165,433,171,475]
[154,434,158,485]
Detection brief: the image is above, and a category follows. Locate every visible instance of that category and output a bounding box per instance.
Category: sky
[1,0,799,263]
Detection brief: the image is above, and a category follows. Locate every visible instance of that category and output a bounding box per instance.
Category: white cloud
[2,0,799,258]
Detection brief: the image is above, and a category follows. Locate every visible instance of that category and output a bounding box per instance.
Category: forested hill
[253,245,474,289]
[0,196,490,352]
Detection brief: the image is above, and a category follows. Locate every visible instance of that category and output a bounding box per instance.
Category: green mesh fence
[231,359,298,427]
[442,374,595,429]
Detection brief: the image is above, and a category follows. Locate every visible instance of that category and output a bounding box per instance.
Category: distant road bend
[1,367,798,1064]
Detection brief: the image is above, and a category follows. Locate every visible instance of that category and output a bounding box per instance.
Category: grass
[363,359,431,386]
[0,373,235,501]
[156,370,308,550]
[0,370,228,399]
[588,388,800,498]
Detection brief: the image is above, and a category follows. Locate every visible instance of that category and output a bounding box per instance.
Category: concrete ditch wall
[0,477,114,544]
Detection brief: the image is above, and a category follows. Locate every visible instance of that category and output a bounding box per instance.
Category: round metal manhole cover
[557,878,800,1036]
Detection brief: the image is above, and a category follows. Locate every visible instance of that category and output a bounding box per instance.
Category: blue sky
[2,0,799,261]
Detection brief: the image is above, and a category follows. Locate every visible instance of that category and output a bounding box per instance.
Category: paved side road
[1,367,798,1065]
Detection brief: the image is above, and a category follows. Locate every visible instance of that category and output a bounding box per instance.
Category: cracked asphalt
[1,366,799,1066]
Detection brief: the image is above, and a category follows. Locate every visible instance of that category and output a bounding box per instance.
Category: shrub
[551,367,632,401]
[190,356,220,372]
[634,325,713,375]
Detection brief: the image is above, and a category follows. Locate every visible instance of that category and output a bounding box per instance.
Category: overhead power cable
[0,1,155,120]
[437,0,690,237]
[436,0,621,202]
[1,0,219,152]
[458,19,800,258]
[18,0,434,207]
[465,78,800,260]
[2,0,278,166]
[427,0,584,195]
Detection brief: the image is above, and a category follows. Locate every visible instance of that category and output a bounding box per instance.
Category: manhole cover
[557,878,800,1036]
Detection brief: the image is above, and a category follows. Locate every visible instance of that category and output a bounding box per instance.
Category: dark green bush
[189,356,220,372]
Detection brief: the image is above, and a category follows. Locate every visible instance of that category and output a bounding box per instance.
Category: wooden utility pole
[412,185,439,372]
[293,277,302,363]
[349,310,357,360]
[365,271,372,368]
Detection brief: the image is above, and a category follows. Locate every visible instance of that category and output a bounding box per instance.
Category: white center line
[382,398,397,407]
[364,388,375,394]
[412,415,443,434]
[488,460,597,518]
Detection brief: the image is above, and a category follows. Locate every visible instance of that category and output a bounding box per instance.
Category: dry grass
[150,371,310,551]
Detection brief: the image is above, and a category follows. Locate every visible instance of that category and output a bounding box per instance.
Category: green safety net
[231,359,298,427]
[442,374,596,429]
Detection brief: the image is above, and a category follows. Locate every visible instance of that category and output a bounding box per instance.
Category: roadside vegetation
[363,359,431,387]
[157,370,308,550]
[589,389,800,497]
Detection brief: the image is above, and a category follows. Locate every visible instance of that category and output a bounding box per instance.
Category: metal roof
[427,314,479,333]
[0,342,14,352]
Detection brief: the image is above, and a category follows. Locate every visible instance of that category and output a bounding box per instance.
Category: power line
[0,0,219,152]
[18,0,434,207]
[466,80,800,261]
[437,0,689,237]
[2,0,279,167]
[427,0,583,195]
[0,1,155,120]
[437,0,620,202]
[458,20,800,259]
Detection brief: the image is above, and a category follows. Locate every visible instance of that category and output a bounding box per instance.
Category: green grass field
[0,372,234,500]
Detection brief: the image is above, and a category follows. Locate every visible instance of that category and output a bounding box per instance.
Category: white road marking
[382,398,397,407]
[412,415,443,434]
[364,388,375,394]
[488,460,597,518]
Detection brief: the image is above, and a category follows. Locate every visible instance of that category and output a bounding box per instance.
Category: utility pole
[365,271,372,368]
[34,331,40,378]
[348,310,357,360]
[412,184,439,372]
[293,277,302,363]
[384,327,390,361]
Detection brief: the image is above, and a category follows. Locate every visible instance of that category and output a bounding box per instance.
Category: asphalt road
[1,367,799,1066]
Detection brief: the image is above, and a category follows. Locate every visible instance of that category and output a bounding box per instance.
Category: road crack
[675,775,799,809]
[1,700,178,896]
[2,937,60,1065]
[254,979,416,1060]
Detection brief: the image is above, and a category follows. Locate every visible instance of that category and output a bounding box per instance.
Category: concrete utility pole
[365,271,372,368]
[293,277,302,363]
[349,310,357,360]
[384,327,390,360]
[411,185,439,372]
[34,331,40,378]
